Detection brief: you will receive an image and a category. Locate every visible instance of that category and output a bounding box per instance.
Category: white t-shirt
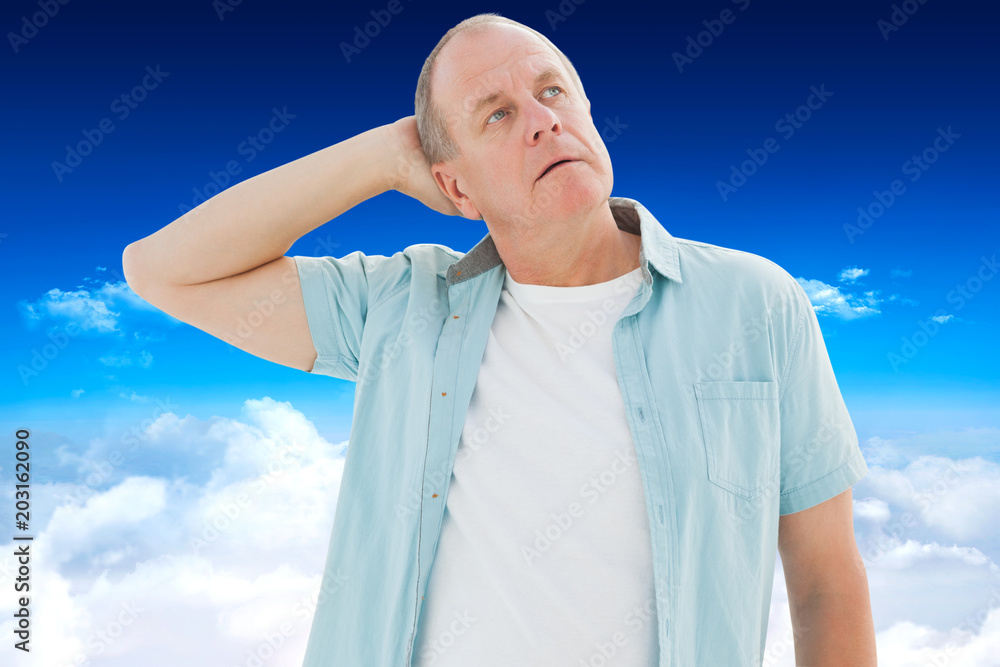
[413,264,659,666]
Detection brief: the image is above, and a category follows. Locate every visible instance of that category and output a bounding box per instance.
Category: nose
[524,98,561,145]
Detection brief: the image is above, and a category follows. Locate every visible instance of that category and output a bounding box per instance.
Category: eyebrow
[466,67,564,124]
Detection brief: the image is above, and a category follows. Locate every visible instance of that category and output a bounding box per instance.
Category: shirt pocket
[694,380,780,500]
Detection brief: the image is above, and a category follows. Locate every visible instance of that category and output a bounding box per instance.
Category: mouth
[537,159,577,181]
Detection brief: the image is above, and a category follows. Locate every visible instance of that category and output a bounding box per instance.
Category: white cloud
[858,455,1000,544]
[855,496,892,524]
[21,286,122,333]
[797,277,881,320]
[799,269,923,318]
[71,389,85,398]
[42,477,169,565]
[18,281,168,335]
[873,612,1000,667]
[100,350,154,368]
[840,266,870,283]
[932,314,955,324]
[861,428,1000,467]
[764,445,1000,666]
[887,293,920,306]
[0,397,347,666]
[766,586,1000,667]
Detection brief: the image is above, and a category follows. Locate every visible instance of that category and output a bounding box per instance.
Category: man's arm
[121,117,458,372]
[778,487,878,666]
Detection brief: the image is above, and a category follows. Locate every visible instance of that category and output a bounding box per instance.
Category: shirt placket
[613,276,679,667]
[406,275,500,666]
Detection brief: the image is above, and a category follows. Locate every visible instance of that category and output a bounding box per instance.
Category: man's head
[414,14,614,227]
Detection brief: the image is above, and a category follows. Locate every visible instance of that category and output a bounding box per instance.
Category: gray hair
[414,13,586,167]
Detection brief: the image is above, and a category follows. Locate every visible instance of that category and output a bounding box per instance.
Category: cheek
[485,153,521,188]
[587,124,608,149]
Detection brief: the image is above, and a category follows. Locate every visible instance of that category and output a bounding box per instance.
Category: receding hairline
[415,14,585,167]
[430,23,581,130]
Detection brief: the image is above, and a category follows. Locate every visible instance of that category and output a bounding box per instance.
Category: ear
[433,163,482,221]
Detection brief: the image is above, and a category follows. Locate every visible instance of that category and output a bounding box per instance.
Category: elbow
[122,241,149,297]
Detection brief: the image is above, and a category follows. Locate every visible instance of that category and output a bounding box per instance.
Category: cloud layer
[2,401,997,666]
[0,397,346,666]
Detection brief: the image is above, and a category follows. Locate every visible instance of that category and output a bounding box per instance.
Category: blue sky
[1,0,999,664]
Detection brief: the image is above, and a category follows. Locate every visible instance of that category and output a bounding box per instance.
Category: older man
[122,12,877,667]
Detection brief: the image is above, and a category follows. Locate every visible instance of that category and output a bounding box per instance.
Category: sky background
[1,0,998,664]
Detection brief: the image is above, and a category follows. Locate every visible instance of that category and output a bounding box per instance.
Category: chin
[536,179,607,218]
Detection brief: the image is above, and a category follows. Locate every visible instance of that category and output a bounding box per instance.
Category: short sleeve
[777,284,869,515]
[293,251,389,381]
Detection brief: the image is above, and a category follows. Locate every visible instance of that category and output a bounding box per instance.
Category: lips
[538,158,576,180]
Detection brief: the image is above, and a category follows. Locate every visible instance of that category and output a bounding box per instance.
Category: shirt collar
[442,197,683,287]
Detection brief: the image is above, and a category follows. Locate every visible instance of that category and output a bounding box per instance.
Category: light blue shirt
[293,196,869,666]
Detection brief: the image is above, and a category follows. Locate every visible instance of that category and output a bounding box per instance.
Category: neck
[492,200,641,287]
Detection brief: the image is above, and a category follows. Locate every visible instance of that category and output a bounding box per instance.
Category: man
[122,13,877,667]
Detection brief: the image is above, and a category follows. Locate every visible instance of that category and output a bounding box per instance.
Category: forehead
[433,25,567,122]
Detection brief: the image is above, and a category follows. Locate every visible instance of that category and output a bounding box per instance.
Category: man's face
[431,24,613,227]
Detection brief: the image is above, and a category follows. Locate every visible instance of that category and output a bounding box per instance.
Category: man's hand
[386,116,464,217]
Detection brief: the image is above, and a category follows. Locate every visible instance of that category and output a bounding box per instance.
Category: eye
[485,87,564,126]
